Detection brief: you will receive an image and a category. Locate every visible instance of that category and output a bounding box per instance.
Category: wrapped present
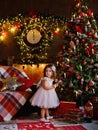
[64,108,83,123]
[64,113,83,123]
[70,108,83,115]
[53,101,76,117]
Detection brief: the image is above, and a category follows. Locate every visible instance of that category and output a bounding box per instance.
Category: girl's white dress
[30,77,60,108]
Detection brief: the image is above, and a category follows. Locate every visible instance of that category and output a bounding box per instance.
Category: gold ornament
[0,84,9,91]
[0,77,23,91]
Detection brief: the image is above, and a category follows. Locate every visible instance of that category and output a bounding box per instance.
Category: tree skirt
[0,121,87,130]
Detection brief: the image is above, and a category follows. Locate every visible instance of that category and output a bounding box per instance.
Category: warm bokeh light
[10,25,18,34]
[54,27,60,34]
[0,31,7,41]
[0,35,4,41]
[13,63,47,83]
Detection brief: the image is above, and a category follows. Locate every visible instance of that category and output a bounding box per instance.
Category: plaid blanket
[0,66,29,79]
[0,91,31,121]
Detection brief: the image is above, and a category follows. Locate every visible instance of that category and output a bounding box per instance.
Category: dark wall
[0,0,98,18]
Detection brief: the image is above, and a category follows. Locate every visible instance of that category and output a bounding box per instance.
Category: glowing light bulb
[54,28,60,34]
[0,35,4,41]
[0,31,7,41]
[10,27,16,33]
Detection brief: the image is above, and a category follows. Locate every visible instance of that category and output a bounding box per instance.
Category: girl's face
[45,67,53,78]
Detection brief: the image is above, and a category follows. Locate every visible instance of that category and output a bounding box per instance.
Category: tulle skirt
[30,87,60,108]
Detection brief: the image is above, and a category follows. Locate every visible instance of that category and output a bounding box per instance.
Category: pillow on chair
[17,78,34,91]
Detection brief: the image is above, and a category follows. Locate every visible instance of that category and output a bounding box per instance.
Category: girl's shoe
[40,118,49,122]
[46,116,53,120]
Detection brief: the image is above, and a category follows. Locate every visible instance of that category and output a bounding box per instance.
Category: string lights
[0,14,66,64]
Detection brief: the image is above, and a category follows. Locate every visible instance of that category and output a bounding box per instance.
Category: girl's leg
[46,108,50,117]
[40,108,49,122]
[46,109,53,120]
[40,108,45,119]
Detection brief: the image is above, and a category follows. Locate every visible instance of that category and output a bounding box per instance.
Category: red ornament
[68,48,73,54]
[68,67,74,73]
[93,34,97,38]
[66,71,72,77]
[89,80,95,86]
[85,47,90,55]
[62,64,67,69]
[87,10,93,17]
[69,40,75,47]
[75,73,81,79]
[87,32,93,38]
[91,29,94,33]
[62,45,65,50]
[89,43,95,49]
[75,25,82,33]
[79,12,84,17]
[81,38,85,44]
[83,61,87,66]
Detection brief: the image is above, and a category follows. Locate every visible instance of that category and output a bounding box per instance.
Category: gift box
[53,101,77,117]
[64,113,83,123]
[70,108,83,115]
[64,108,83,123]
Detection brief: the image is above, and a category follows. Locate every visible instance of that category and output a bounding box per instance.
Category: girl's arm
[42,79,57,90]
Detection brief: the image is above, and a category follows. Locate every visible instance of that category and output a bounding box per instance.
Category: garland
[15,14,66,64]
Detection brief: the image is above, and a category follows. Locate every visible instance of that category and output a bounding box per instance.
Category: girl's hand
[53,79,58,84]
[52,79,63,89]
[53,83,58,88]
[53,79,62,85]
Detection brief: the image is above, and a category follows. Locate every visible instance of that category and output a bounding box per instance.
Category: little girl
[30,64,60,122]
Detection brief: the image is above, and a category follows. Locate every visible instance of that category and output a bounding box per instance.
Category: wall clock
[26,29,42,44]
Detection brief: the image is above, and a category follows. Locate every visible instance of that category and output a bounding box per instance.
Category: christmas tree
[56,0,98,102]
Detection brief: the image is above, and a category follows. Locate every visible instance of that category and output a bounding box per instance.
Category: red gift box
[53,101,77,117]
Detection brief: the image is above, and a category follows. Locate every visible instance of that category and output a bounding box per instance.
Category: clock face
[27,29,42,44]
